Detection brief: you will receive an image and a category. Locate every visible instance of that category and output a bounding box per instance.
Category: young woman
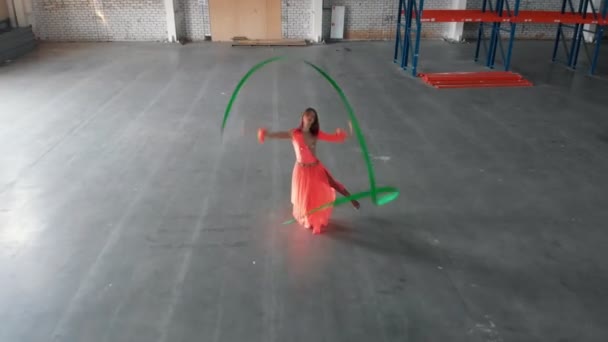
[257,107,360,234]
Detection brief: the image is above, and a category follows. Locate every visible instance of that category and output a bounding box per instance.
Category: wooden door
[208,0,282,41]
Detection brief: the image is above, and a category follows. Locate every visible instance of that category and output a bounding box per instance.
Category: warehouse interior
[1,0,608,341]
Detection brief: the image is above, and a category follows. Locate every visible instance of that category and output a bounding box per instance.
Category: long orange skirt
[291,162,336,234]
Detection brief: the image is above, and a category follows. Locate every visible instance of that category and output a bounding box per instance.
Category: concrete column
[311,0,323,42]
[445,0,467,42]
[164,0,177,42]
[6,0,31,28]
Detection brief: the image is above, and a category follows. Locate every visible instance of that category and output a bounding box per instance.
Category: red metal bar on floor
[427,78,529,84]
[418,71,533,89]
[419,72,525,81]
[434,82,533,88]
[429,79,531,86]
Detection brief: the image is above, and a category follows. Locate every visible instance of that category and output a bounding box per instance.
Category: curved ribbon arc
[282,186,400,225]
[221,56,283,134]
[220,56,399,224]
[303,61,379,204]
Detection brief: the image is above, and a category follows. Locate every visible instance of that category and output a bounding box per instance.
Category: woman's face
[302,111,316,130]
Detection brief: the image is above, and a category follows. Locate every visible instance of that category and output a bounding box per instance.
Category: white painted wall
[311,0,323,42]
[322,0,456,40]
[6,0,15,27]
[6,0,33,27]
[446,0,467,42]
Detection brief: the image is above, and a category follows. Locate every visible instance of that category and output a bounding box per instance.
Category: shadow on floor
[598,133,608,144]
[323,216,440,265]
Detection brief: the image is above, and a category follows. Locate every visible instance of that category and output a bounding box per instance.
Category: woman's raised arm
[258,128,292,143]
[317,128,347,143]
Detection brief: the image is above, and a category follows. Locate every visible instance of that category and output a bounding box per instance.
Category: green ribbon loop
[220,56,399,224]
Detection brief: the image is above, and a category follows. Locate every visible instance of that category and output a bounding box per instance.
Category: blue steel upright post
[589,0,608,74]
[552,0,576,64]
[394,0,414,70]
[393,0,421,77]
[487,0,504,68]
[503,0,521,70]
[571,0,589,68]
[487,0,520,71]
[402,0,414,70]
[410,0,425,76]
[474,0,492,63]
[394,0,405,63]
[571,0,607,74]
[553,0,607,75]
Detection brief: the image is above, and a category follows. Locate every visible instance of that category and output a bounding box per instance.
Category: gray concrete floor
[1,40,607,342]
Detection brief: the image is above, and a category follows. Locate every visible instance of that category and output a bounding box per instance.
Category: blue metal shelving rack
[394,0,521,77]
[394,0,424,77]
[393,0,606,77]
[552,0,608,75]
[474,0,521,71]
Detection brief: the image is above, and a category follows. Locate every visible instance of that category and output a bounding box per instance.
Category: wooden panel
[232,39,306,46]
[266,0,282,40]
[0,0,9,21]
[208,0,235,42]
[235,0,266,40]
[208,0,281,41]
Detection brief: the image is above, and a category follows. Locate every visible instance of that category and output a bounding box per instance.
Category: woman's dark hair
[298,107,320,136]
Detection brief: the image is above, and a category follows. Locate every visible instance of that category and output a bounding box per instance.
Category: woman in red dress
[257,108,360,234]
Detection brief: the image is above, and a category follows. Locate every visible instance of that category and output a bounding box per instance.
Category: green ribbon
[220,56,399,225]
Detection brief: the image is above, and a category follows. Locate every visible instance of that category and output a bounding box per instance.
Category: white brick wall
[178,0,210,40]
[322,0,395,40]
[33,0,167,41]
[318,0,459,40]
[317,0,589,41]
[282,0,313,39]
[32,0,594,42]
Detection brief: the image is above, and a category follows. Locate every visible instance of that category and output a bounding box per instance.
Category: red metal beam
[402,9,608,24]
[418,71,533,89]
[434,82,532,89]
[419,71,525,81]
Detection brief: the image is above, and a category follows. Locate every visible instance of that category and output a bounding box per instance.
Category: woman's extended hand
[257,128,267,144]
